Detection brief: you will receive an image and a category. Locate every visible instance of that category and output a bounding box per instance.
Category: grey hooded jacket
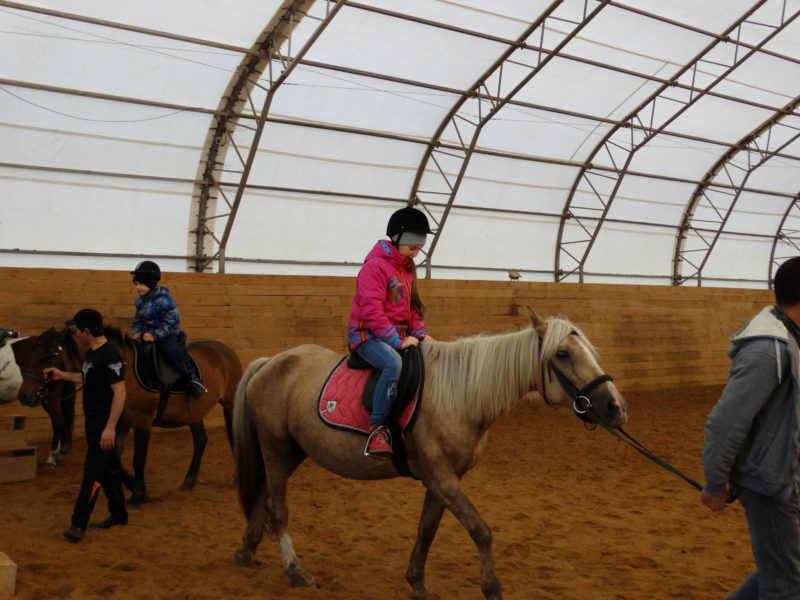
[703,305,800,502]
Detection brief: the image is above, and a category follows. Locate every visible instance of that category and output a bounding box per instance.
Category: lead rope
[577,396,737,503]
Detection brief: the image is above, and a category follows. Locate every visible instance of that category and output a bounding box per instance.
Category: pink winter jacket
[347,240,427,350]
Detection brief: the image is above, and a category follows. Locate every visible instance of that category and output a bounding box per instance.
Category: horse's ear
[525,307,547,336]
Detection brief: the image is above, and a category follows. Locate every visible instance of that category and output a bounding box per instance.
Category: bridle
[536,336,614,428]
[550,365,614,428]
[538,336,720,499]
[21,343,81,408]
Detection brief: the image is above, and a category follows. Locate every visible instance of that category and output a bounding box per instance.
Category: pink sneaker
[365,426,392,458]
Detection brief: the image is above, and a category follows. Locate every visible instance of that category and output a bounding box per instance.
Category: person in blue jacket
[130,261,206,397]
[701,256,800,599]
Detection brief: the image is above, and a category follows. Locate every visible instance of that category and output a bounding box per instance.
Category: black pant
[70,426,127,529]
[156,333,197,379]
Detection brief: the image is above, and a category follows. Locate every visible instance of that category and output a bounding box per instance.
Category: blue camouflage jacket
[131,285,180,340]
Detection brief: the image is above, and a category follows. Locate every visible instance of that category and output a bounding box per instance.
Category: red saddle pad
[318,357,419,435]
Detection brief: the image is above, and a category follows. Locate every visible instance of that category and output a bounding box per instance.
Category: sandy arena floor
[1,385,752,600]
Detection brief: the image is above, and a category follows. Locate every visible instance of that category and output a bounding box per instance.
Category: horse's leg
[180,420,207,490]
[222,404,234,448]
[61,383,75,454]
[406,489,446,599]
[128,427,151,508]
[116,419,135,491]
[235,444,314,587]
[426,475,503,600]
[222,405,236,487]
[44,403,65,466]
[265,456,316,588]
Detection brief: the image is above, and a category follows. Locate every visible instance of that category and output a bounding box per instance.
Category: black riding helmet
[131,260,161,290]
[386,207,433,245]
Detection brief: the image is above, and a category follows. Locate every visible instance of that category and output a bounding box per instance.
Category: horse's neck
[424,328,537,425]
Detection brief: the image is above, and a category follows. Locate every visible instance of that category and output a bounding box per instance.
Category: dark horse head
[18,327,80,407]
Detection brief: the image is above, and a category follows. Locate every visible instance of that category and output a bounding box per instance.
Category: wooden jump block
[0,446,36,483]
[0,415,28,447]
[0,552,16,598]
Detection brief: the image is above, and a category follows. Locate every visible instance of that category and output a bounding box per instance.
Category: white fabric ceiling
[1,0,799,287]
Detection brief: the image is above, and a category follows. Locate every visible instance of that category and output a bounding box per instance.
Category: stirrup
[364,425,392,458]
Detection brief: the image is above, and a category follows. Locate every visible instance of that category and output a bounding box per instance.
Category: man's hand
[43,367,64,381]
[100,426,116,451]
[700,489,729,511]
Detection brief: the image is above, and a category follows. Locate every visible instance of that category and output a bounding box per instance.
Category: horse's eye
[555,350,569,360]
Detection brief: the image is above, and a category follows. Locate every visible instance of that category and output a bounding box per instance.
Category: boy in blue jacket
[130,261,206,397]
[701,256,800,599]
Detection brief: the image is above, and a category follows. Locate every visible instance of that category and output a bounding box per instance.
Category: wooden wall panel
[0,267,771,444]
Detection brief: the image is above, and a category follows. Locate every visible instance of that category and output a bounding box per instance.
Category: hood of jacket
[729,305,788,361]
[363,239,411,269]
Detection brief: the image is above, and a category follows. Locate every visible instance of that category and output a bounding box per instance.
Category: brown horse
[10,334,77,466]
[232,309,627,600]
[19,326,243,506]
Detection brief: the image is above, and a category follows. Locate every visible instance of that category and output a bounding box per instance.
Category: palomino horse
[9,333,77,466]
[19,326,243,506]
[233,309,627,600]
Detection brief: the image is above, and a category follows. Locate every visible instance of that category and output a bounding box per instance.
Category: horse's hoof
[287,566,317,588]
[234,548,254,566]
[179,480,196,491]
[411,588,430,600]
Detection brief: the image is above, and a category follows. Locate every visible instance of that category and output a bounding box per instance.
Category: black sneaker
[188,378,207,397]
[89,516,128,530]
[63,525,85,543]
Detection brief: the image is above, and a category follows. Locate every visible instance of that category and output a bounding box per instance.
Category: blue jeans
[354,338,401,426]
[156,333,197,379]
[727,480,800,600]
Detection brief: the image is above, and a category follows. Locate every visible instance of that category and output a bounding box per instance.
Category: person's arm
[409,307,428,341]
[356,264,404,349]
[150,294,180,340]
[42,367,82,384]
[131,297,144,337]
[701,341,780,509]
[100,380,125,451]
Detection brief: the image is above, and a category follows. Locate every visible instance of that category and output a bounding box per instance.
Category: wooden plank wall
[0,267,771,444]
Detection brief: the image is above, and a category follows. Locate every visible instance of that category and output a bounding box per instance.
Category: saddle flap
[130,337,196,393]
[318,346,424,435]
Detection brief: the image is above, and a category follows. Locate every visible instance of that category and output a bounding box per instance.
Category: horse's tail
[233,357,271,520]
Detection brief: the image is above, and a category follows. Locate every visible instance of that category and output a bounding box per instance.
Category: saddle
[129,332,201,425]
[318,345,424,478]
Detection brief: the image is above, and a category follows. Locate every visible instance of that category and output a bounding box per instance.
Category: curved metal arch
[189,0,343,272]
[553,0,797,283]
[770,191,800,286]
[407,0,612,278]
[674,96,800,286]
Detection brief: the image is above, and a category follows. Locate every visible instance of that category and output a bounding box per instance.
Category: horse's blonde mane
[421,316,597,422]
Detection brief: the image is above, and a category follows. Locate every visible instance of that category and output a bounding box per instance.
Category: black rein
[548,363,727,500]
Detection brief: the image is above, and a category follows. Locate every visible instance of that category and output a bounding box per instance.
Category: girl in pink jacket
[347,207,435,458]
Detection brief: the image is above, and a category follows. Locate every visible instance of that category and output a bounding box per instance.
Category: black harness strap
[153,391,171,426]
[547,360,729,499]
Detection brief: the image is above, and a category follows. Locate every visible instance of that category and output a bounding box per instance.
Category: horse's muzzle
[17,387,44,407]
